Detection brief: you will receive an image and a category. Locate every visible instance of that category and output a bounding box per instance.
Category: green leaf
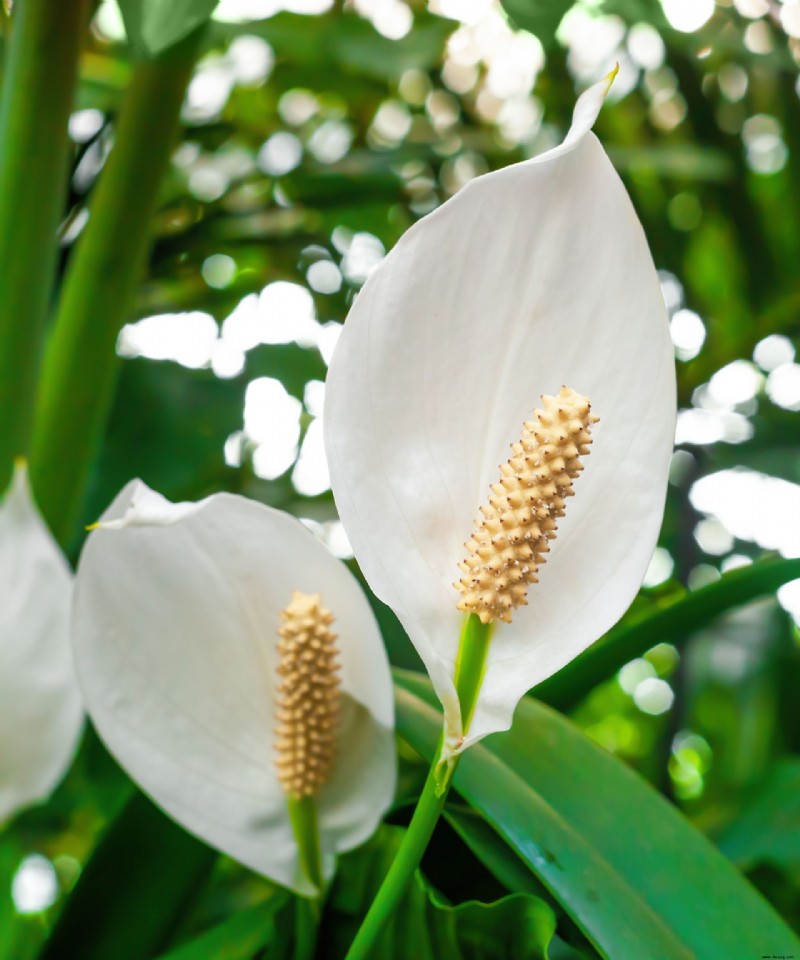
[329,16,452,81]
[153,895,293,960]
[445,808,601,960]
[118,0,218,57]
[497,0,573,47]
[535,556,800,710]
[246,343,328,401]
[83,358,244,540]
[38,792,216,960]
[321,825,555,959]
[437,893,555,960]
[395,671,800,960]
[228,12,453,81]
[717,759,800,876]
[444,806,550,899]
[0,834,24,960]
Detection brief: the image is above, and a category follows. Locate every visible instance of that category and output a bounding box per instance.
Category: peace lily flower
[71,481,396,895]
[325,70,676,761]
[0,464,83,825]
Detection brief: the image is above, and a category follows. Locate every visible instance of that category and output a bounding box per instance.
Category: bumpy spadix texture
[456,387,598,624]
[0,465,83,824]
[72,482,395,895]
[275,591,340,798]
[325,71,676,758]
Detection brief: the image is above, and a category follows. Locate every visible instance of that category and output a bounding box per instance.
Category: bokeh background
[2,0,799,955]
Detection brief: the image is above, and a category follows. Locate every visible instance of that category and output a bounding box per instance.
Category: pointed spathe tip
[604,62,620,94]
[560,63,620,151]
[6,457,29,498]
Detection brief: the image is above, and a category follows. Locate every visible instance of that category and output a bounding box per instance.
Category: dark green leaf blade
[440,893,555,960]
[233,12,454,81]
[497,0,574,47]
[444,806,546,899]
[395,671,800,960]
[38,792,216,960]
[444,807,602,960]
[717,759,800,875]
[153,895,293,960]
[118,0,218,57]
[535,556,800,710]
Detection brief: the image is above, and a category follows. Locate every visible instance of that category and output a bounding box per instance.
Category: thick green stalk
[454,614,494,731]
[343,750,452,960]
[294,895,320,960]
[0,0,89,489]
[344,615,493,959]
[29,29,201,545]
[288,794,324,894]
[287,794,322,960]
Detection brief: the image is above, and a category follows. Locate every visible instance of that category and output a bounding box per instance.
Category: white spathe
[324,71,676,756]
[0,466,83,825]
[72,482,395,895]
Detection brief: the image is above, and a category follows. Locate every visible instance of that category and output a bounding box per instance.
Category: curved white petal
[325,74,675,751]
[0,466,83,824]
[72,482,395,895]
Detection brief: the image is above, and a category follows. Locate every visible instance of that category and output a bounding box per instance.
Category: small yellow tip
[604,62,620,93]
[13,456,27,470]
[85,522,100,531]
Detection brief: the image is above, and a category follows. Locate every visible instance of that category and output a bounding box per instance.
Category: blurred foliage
[2,0,800,956]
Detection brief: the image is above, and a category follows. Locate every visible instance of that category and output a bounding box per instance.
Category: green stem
[287,794,323,960]
[29,28,201,547]
[294,895,320,960]
[344,747,454,960]
[0,0,90,488]
[454,613,494,730]
[288,794,324,893]
[344,614,493,959]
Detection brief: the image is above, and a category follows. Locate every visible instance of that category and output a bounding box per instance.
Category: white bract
[71,482,395,895]
[325,72,675,756]
[0,466,83,825]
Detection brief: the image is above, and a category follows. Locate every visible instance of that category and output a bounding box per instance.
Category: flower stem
[288,794,324,893]
[293,894,321,960]
[287,794,323,960]
[453,613,494,730]
[0,0,90,488]
[343,748,453,960]
[344,614,493,960]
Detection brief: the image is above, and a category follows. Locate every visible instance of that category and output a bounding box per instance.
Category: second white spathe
[71,482,396,895]
[0,465,83,825]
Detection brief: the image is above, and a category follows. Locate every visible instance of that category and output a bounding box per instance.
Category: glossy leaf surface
[395,671,800,960]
